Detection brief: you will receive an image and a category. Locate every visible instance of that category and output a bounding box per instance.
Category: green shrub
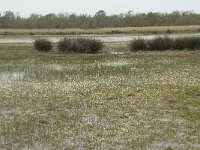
[34,39,52,52]
[129,39,146,51]
[57,38,103,53]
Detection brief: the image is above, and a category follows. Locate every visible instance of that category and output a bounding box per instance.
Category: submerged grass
[0,43,200,149]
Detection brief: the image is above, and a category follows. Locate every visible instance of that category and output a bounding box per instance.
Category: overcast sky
[0,0,200,17]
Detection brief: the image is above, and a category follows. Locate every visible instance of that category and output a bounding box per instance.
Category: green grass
[0,43,200,149]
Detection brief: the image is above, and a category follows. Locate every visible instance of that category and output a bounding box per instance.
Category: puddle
[177,131,185,139]
[0,108,31,118]
[0,38,33,44]
[0,72,25,89]
[0,108,22,115]
[193,143,200,148]
[21,142,50,150]
[60,130,93,149]
[82,113,99,125]
[0,72,25,81]
[152,140,183,149]
[110,51,125,55]
[45,64,78,71]
[0,136,5,145]
[135,109,147,116]
[100,60,131,67]
[47,64,63,71]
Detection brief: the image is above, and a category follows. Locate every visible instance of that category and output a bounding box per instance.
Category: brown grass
[0,25,200,34]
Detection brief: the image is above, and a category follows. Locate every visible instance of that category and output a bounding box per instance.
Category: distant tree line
[1,10,200,28]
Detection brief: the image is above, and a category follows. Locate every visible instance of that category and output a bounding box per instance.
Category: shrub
[86,38,104,53]
[29,32,34,35]
[147,36,173,51]
[57,38,72,53]
[57,38,103,53]
[172,37,186,50]
[34,39,52,52]
[172,37,200,50]
[166,29,172,34]
[111,30,122,34]
[129,39,146,51]
[183,37,200,50]
[129,36,200,52]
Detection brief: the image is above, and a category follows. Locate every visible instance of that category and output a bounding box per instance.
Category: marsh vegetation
[0,39,200,149]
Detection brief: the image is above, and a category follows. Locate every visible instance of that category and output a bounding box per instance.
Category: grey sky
[0,0,200,17]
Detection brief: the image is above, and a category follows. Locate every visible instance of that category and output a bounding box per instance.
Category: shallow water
[1,33,200,43]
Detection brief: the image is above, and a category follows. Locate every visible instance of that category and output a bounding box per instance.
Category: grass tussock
[57,38,103,53]
[129,36,200,51]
